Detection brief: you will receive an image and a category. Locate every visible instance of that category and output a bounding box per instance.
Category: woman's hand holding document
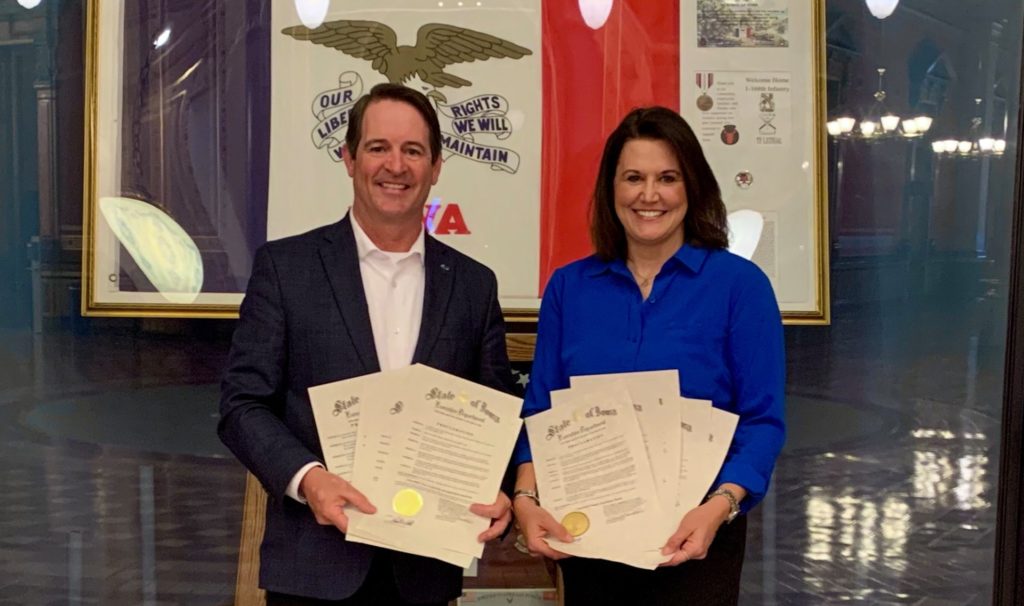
[307,364,522,568]
[526,382,673,569]
[524,371,738,569]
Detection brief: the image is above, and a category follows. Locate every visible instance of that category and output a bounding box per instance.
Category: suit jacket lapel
[319,216,380,373]
[413,236,456,364]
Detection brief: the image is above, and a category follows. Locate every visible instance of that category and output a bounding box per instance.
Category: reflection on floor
[0,326,243,606]
[0,297,1008,605]
[744,298,1005,606]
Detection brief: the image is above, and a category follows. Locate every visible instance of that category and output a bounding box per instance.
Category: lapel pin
[440,263,451,272]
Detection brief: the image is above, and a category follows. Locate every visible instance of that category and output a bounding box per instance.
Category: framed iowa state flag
[82,0,826,323]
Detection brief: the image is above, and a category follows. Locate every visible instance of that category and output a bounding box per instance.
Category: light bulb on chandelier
[931,98,1007,159]
[578,0,614,29]
[294,0,329,29]
[826,67,931,141]
[865,0,899,20]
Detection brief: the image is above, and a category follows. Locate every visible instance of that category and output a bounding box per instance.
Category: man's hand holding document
[524,370,738,569]
[308,364,522,568]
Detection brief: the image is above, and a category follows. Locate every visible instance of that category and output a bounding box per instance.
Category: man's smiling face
[344,99,442,230]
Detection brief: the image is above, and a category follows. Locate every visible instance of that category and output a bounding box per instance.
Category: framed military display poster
[681,0,828,320]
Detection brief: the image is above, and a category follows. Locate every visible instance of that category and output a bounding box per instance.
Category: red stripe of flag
[540,0,680,293]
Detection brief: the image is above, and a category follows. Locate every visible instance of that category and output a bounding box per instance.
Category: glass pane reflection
[0,0,1021,604]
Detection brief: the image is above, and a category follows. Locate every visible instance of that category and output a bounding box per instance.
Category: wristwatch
[706,487,740,523]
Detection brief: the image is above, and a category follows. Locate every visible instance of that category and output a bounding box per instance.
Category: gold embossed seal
[561,511,590,537]
[392,488,424,517]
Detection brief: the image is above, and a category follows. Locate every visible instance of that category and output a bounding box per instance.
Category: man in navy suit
[219,83,515,605]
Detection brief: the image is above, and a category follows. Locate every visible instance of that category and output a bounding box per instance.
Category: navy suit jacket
[218,215,514,602]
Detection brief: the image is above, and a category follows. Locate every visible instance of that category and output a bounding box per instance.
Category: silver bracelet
[512,488,540,506]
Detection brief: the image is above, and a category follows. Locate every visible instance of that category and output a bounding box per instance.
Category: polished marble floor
[0,294,1009,605]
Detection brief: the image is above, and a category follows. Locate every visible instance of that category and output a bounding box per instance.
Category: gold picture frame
[82,0,828,324]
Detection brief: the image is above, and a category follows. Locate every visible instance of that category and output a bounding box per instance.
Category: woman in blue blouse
[511,107,785,605]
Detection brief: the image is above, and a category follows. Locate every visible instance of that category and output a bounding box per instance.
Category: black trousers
[559,515,747,606]
[265,551,450,606]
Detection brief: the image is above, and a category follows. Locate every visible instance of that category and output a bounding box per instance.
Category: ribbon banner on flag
[310,72,365,162]
[437,94,521,173]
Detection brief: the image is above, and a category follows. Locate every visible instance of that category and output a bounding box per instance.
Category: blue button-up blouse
[512,244,786,511]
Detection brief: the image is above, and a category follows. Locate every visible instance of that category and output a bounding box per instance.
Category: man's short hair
[345,83,443,162]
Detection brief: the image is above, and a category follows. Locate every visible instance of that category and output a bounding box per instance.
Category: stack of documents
[308,364,523,568]
[523,370,737,569]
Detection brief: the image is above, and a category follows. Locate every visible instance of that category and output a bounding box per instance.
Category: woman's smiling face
[613,138,688,254]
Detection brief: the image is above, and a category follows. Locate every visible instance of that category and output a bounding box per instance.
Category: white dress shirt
[286,213,426,502]
[350,213,426,372]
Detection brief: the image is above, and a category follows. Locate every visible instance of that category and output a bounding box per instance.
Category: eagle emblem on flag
[282,20,532,102]
[284,19,533,173]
